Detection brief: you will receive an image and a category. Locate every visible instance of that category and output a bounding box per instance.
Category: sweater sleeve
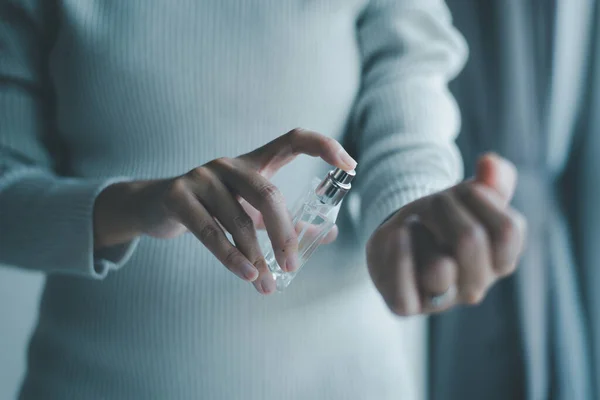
[0,0,139,278]
[352,0,468,242]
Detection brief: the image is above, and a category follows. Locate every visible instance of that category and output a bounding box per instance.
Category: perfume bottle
[261,167,356,292]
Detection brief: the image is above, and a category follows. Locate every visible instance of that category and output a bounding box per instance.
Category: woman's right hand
[93,129,357,294]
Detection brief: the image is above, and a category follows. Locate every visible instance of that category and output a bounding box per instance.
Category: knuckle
[456,224,487,251]
[217,156,234,167]
[495,216,519,248]
[207,157,233,170]
[422,259,455,292]
[198,223,220,243]
[496,262,518,276]
[287,127,305,138]
[393,230,413,265]
[390,305,411,317]
[253,257,268,272]
[164,179,189,209]
[390,226,411,252]
[514,212,528,242]
[492,256,517,277]
[461,286,486,305]
[186,167,221,195]
[464,183,485,202]
[430,257,455,274]
[389,295,417,317]
[186,166,211,182]
[233,214,254,231]
[458,184,482,205]
[470,273,489,291]
[282,234,298,251]
[461,183,477,197]
[492,213,526,275]
[430,192,450,210]
[168,178,188,197]
[258,183,285,206]
[286,128,304,154]
[223,247,243,268]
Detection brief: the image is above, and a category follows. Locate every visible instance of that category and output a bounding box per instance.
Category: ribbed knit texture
[0,0,466,398]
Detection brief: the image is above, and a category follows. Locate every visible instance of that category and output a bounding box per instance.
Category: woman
[0,0,524,398]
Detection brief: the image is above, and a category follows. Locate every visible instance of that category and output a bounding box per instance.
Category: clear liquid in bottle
[262,168,355,292]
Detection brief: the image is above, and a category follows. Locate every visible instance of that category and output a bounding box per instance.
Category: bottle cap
[330,168,355,188]
[315,168,356,205]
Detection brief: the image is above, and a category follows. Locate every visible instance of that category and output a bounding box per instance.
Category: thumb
[475,153,517,205]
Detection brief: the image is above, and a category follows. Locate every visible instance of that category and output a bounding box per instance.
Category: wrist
[93,181,142,250]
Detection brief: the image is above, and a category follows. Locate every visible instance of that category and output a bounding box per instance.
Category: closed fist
[366,153,527,316]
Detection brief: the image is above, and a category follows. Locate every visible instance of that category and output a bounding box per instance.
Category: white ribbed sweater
[0,0,466,398]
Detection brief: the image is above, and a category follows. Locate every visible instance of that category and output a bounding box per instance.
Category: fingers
[183,167,279,295]
[239,199,266,229]
[240,217,337,296]
[242,199,338,244]
[475,153,518,205]
[169,129,352,293]
[239,128,357,177]
[410,221,458,313]
[164,179,259,282]
[319,224,338,244]
[456,183,526,276]
[244,218,337,295]
[186,167,266,285]
[251,256,276,295]
[367,153,525,315]
[367,225,421,316]
[208,157,299,274]
[424,192,495,305]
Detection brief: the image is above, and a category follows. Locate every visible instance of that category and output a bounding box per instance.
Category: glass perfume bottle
[261,167,356,292]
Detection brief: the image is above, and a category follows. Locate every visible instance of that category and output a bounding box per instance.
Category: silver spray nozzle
[315,168,355,206]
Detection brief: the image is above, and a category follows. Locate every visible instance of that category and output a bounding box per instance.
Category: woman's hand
[366,153,527,315]
[93,128,356,294]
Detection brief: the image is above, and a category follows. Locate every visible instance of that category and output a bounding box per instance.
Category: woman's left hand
[366,153,527,315]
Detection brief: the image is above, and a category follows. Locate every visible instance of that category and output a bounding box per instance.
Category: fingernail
[260,276,276,294]
[285,254,299,273]
[337,147,357,170]
[241,263,259,281]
